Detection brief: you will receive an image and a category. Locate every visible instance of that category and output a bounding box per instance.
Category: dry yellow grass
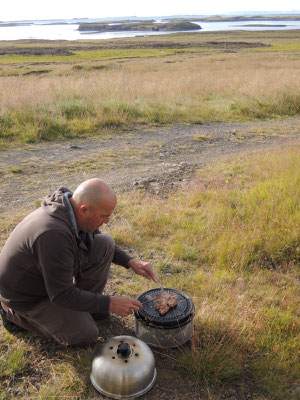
[1,54,300,112]
[0,33,300,143]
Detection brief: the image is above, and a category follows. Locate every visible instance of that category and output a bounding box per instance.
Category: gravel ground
[0,118,299,214]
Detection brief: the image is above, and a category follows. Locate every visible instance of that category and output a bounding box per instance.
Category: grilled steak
[155,291,178,315]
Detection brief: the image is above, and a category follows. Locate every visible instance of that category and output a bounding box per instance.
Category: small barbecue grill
[134,288,195,348]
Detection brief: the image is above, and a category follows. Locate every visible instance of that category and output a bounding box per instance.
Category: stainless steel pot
[90,335,156,399]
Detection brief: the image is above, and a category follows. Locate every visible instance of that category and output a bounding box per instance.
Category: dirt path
[0,118,299,215]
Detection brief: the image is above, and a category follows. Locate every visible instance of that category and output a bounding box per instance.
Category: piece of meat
[155,291,178,315]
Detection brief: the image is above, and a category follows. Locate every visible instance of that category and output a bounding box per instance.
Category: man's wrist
[127,258,136,268]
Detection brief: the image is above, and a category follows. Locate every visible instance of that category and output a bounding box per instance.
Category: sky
[1,0,300,21]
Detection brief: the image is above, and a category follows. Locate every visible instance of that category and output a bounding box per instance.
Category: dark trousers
[5,234,115,345]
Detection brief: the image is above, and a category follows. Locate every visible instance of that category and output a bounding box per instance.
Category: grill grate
[135,288,194,328]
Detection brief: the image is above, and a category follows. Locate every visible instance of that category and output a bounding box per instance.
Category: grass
[0,48,181,65]
[0,334,27,378]
[8,168,22,174]
[0,30,300,143]
[1,76,300,144]
[111,146,300,269]
[192,134,213,141]
[107,145,300,399]
[0,330,95,400]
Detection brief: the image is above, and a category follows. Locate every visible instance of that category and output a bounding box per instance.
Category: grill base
[134,318,194,348]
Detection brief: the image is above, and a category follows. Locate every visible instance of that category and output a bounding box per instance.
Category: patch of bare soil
[0,118,299,399]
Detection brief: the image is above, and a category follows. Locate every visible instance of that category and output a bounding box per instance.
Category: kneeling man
[0,178,155,345]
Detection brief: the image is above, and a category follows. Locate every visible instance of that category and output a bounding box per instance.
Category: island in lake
[78,21,201,32]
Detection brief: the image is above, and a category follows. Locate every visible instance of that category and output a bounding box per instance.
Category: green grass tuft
[59,100,96,120]
[179,321,249,385]
[0,337,27,378]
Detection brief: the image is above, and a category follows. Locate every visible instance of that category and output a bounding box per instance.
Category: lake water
[0,20,300,41]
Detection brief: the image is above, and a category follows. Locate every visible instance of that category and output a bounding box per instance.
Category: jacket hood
[42,187,74,229]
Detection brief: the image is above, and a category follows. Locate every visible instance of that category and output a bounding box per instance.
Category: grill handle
[117,343,131,358]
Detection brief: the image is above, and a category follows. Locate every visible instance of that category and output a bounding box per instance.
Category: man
[0,178,156,345]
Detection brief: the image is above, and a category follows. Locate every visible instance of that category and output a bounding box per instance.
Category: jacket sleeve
[113,244,133,269]
[32,231,110,313]
[94,229,132,268]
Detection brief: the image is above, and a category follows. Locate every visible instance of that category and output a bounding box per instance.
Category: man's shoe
[0,303,26,333]
[90,311,110,321]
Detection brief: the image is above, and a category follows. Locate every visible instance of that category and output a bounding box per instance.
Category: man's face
[80,199,116,232]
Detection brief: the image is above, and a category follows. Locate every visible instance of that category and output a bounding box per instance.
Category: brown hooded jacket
[0,187,132,313]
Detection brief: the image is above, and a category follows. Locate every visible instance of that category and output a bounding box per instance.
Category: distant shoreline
[165,15,300,22]
[0,22,32,27]
[236,24,288,27]
[1,14,300,27]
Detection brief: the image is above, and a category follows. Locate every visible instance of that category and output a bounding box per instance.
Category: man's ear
[79,204,88,214]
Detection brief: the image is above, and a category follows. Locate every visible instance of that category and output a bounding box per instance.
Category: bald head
[70,178,117,232]
[72,178,116,210]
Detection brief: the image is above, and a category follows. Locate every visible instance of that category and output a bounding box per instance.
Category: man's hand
[109,296,142,317]
[128,259,156,281]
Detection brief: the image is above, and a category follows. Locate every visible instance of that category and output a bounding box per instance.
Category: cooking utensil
[135,288,195,348]
[154,279,164,292]
[90,335,156,399]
